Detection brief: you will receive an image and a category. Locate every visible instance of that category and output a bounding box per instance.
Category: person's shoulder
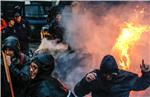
[49,77,68,91]
[22,19,29,24]
[90,69,100,74]
[89,69,99,72]
[20,53,30,63]
[36,80,50,91]
[39,78,68,96]
[34,81,50,97]
[3,26,9,31]
[21,52,29,59]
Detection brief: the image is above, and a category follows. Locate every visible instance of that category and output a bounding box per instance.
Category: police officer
[74,55,150,97]
[14,13,30,54]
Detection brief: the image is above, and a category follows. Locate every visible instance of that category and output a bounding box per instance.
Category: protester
[2,36,30,97]
[74,55,150,97]
[25,54,75,97]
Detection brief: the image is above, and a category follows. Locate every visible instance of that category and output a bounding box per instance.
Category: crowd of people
[1,35,150,97]
[1,13,30,54]
[1,4,150,97]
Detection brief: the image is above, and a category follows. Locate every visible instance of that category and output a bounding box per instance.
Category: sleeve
[74,76,92,97]
[10,62,30,82]
[131,71,150,91]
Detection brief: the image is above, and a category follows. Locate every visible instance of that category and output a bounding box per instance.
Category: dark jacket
[74,69,150,97]
[14,19,30,53]
[25,54,70,97]
[2,26,16,41]
[1,36,30,97]
[14,19,30,41]
[10,53,30,97]
[74,55,150,97]
[26,76,69,97]
[1,53,30,97]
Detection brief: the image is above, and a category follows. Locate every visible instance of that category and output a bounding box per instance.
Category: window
[25,5,47,18]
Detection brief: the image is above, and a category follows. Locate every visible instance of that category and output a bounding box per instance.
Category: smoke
[59,1,150,97]
[35,38,68,57]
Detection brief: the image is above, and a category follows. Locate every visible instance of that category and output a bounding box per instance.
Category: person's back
[74,55,150,97]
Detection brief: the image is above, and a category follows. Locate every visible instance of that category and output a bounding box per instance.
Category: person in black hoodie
[1,36,30,97]
[74,55,150,97]
[25,54,75,97]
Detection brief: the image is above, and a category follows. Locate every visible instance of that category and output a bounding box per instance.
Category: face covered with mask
[100,55,119,81]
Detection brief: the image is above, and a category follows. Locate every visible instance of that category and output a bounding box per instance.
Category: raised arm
[74,72,97,96]
[131,60,150,91]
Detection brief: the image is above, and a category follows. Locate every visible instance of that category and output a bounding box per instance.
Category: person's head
[100,55,119,81]
[55,13,61,22]
[30,62,39,80]
[30,54,55,80]
[14,13,22,23]
[8,17,15,27]
[2,36,20,57]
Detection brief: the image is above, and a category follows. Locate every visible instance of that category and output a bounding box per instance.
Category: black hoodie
[74,55,150,97]
[1,36,30,97]
[25,54,69,97]
[2,36,20,56]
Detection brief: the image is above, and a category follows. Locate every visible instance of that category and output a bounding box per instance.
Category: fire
[112,22,150,70]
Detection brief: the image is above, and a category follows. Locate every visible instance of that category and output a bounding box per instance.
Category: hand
[11,57,19,65]
[5,55,11,66]
[85,72,97,82]
[140,59,150,72]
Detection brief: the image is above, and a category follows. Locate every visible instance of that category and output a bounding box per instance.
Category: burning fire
[112,22,150,70]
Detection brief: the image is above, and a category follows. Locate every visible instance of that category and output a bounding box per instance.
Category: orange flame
[112,22,150,70]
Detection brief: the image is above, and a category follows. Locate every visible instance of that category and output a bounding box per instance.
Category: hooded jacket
[74,55,150,97]
[1,36,30,97]
[25,54,70,97]
[2,36,20,56]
